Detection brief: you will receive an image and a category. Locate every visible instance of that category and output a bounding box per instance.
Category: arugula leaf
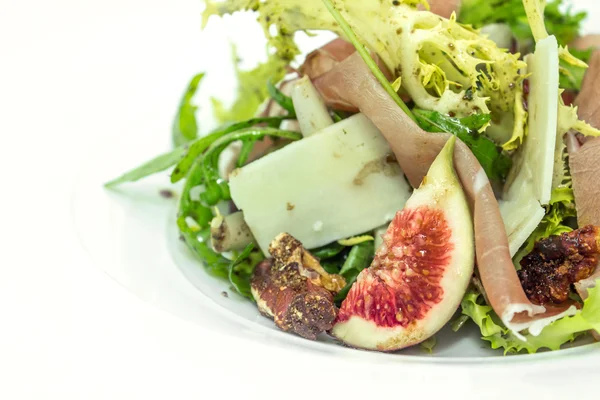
[178,160,215,230]
[199,128,303,206]
[335,241,374,304]
[177,161,229,277]
[311,242,345,260]
[267,80,296,117]
[173,73,204,147]
[177,148,265,290]
[459,0,586,47]
[236,138,257,168]
[413,109,512,182]
[559,48,592,91]
[170,116,290,183]
[228,243,265,299]
[104,146,186,188]
[107,85,292,188]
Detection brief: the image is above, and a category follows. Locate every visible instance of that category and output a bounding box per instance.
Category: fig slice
[330,137,474,351]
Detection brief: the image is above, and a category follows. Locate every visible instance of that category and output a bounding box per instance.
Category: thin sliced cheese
[501,35,559,255]
[230,113,411,253]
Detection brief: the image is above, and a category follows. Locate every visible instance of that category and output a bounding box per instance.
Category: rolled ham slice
[571,51,600,236]
[301,39,392,112]
[304,50,576,338]
[571,34,600,51]
[300,39,357,81]
[424,0,462,19]
[570,51,600,340]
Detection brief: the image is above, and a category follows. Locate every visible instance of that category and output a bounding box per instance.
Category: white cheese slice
[230,113,411,253]
[291,76,334,137]
[500,35,559,255]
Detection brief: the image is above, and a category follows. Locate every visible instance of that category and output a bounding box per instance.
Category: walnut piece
[518,225,600,305]
[250,233,346,340]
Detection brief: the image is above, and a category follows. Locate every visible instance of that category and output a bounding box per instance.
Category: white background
[1,0,598,398]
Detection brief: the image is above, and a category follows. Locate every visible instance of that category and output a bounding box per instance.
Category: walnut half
[518,225,600,305]
[250,233,346,340]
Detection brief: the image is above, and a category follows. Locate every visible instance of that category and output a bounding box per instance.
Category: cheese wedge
[229,113,411,253]
[501,35,559,255]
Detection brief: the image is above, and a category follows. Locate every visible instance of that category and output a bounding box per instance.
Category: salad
[106,0,600,354]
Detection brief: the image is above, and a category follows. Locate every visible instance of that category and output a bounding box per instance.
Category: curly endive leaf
[461,283,600,354]
[203,0,527,146]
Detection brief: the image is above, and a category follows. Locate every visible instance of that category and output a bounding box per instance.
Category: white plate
[72,0,600,364]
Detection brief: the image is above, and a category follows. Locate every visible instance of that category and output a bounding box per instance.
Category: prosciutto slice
[304,50,576,337]
[569,51,600,339]
[301,39,392,112]
[570,51,600,239]
[425,0,462,19]
[571,34,600,52]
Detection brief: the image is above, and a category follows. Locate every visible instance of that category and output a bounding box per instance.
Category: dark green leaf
[311,242,345,260]
[173,73,204,147]
[177,158,229,279]
[199,128,303,206]
[267,80,296,117]
[339,241,374,275]
[228,243,265,299]
[331,110,352,122]
[179,226,230,279]
[237,138,257,168]
[104,147,186,188]
[413,109,512,182]
[178,160,214,228]
[170,116,291,183]
[459,0,587,47]
[334,241,374,304]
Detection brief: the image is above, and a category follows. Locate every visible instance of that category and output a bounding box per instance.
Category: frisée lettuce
[202,0,528,148]
[458,281,600,354]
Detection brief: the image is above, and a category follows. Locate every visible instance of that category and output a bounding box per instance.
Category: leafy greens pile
[460,0,586,48]
[106,0,600,354]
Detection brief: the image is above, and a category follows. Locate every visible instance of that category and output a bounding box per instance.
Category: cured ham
[571,52,600,235]
[571,34,600,51]
[425,0,462,19]
[569,51,600,339]
[301,39,391,112]
[304,49,576,337]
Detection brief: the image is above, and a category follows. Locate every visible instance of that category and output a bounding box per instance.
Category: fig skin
[331,137,475,351]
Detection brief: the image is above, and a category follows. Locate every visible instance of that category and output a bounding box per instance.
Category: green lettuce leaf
[513,197,576,267]
[460,283,600,354]
[459,0,586,47]
[560,48,592,91]
[212,46,288,123]
[173,73,204,147]
[203,0,527,147]
[228,243,265,299]
[420,336,437,354]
